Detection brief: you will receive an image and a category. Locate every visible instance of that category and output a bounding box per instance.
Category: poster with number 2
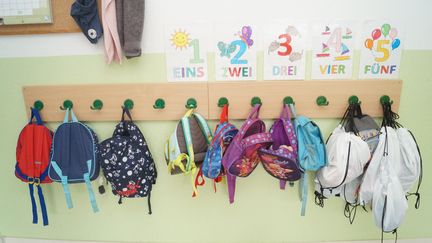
[214,23,258,81]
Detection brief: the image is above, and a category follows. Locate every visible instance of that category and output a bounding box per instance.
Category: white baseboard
[2,238,432,243]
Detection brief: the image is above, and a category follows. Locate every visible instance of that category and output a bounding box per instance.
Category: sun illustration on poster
[171,29,190,50]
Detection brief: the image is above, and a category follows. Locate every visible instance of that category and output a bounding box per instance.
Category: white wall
[0,0,431,58]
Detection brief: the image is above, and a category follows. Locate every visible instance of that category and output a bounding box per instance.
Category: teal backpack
[293,104,327,216]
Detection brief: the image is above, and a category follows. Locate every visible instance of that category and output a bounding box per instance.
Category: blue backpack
[49,108,100,213]
[202,105,238,179]
[293,104,326,216]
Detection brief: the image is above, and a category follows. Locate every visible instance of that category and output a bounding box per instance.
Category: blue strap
[51,161,73,209]
[28,184,38,224]
[84,160,99,213]
[63,108,78,123]
[37,185,49,226]
[29,108,43,125]
[300,173,308,216]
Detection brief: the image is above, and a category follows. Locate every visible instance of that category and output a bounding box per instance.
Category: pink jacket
[102,0,122,64]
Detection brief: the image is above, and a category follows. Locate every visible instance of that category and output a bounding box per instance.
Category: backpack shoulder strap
[181,109,199,195]
[193,112,212,144]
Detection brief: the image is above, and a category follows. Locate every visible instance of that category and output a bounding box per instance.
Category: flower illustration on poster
[359,21,403,79]
[311,21,356,79]
[165,23,209,82]
[263,21,308,80]
[214,24,258,81]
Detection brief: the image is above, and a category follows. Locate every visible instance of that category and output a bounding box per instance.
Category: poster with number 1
[311,21,356,79]
[214,23,258,81]
[165,23,209,82]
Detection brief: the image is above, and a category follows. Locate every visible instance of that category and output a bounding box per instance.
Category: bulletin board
[0,0,100,35]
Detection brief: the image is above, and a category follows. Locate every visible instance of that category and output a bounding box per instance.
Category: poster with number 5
[359,21,403,79]
[165,23,209,82]
[311,21,356,79]
[214,23,258,81]
[264,21,308,80]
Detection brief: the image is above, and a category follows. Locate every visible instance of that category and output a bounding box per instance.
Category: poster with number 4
[214,23,258,81]
[359,21,403,79]
[165,23,209,82]
[311,21,356,79]
[264,21,308,80]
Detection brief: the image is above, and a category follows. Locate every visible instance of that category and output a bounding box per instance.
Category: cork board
[0,0,101,35]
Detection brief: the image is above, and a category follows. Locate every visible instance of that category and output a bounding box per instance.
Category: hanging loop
[90,99,103,110]
[60,100,73,110]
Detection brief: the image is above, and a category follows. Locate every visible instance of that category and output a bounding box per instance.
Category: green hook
[348,96,360,105]
[185,98,197,109]
[60,100,73,110]
[90,99,103,110]
[380,95,393,105]
[153,98,165,109]
[123,99,134,110]
[316,96,329,106]
[33,100,44,111]
[218,97,229,107]
[251,96,262,106]
[283,96,295,105]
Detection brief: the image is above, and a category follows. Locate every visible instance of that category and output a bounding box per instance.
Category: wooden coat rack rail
[22,79,403,122]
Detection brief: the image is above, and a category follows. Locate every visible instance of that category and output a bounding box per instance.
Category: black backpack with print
[99,107,157,214]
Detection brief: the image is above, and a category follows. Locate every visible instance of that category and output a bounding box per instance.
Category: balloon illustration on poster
[359,22,403,79]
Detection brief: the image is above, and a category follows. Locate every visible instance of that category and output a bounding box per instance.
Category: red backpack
[15,108,53,226]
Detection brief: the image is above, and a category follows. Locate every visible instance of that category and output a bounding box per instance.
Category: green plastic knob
[251,97,262,106]
[218,97,229,107]
[380,95,392,105]
[33,100,44,111]
[348,96,360,105]
[153,98,165,109]
[60,100,73,110]
[124,99,134,110]
[90,99,103,110]
[283,96,295,105]
[316,96,329,106]
[185,98,197,109]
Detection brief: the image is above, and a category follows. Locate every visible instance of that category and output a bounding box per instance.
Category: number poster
[214,23,258,81]
[263,21,308,80]
[311,21,356,79]
[165,23,209,82]
[359,21,403,79]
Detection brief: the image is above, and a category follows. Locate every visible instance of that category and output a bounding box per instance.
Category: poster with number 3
[165,23,209,82]
[214,23,258,81]
[264,21,308,80]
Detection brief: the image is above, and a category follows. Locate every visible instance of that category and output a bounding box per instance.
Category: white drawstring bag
[396,128,422,194]
[372,151,408,233]
[316,125,370,189]
[359,126,399,205]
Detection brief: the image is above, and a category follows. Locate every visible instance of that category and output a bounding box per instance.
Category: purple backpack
[222,104,273,203]
[258,104,301,188]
